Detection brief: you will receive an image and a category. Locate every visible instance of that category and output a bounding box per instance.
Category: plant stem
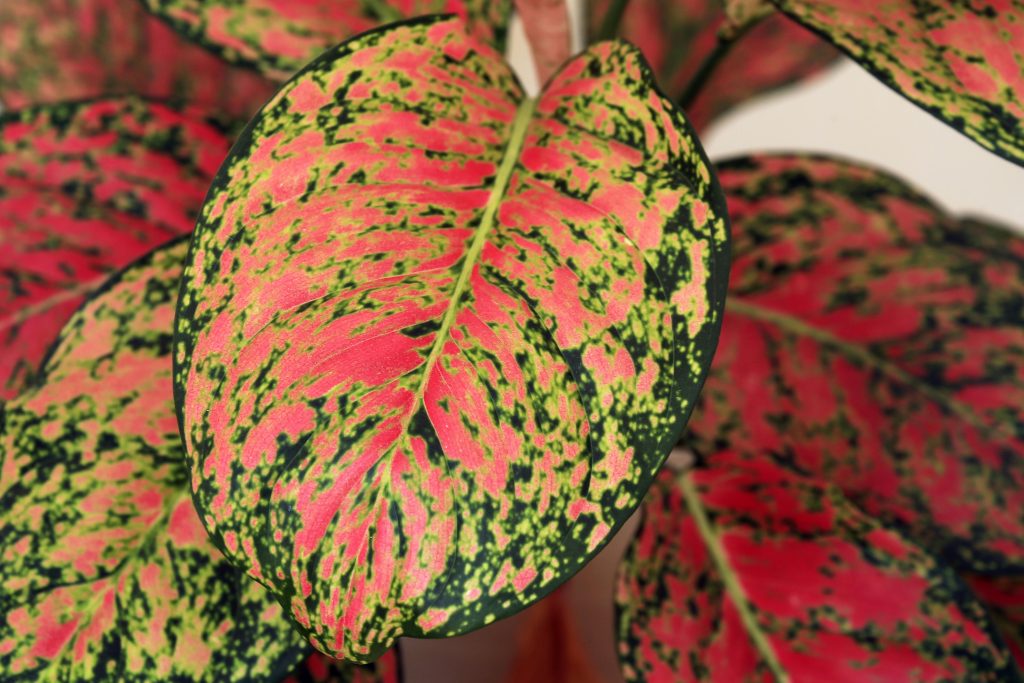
[676,7,773,111]
[676,32,739,111]
[679,471,790,683]
[515,0,572,85]
[594,0,631,42]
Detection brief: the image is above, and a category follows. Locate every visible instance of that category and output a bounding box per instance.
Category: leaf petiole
[594,0,631,42]
[677,11,764,111]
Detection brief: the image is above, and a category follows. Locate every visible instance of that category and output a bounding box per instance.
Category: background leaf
[766,0,1024,166]
[0,239,310,681]
[964,574,1024,670]
[615,455,1020,682]
[588,0,839,131]
[0,98,229,399]
[0,0,275,124]
[138,0,514,80]
[686,154,1024,573]
[175,15,728,663]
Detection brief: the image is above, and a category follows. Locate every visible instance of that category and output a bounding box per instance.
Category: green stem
[676,8,774,111]
[594,0,631,42]
[679,471,790,683]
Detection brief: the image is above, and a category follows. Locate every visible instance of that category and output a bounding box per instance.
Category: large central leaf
[175,15,728,662]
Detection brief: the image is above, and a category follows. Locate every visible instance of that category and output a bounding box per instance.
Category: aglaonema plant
[0,0,1022,681]
[174,14,728,662]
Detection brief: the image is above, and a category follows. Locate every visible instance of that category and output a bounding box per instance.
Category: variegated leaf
[614,455,1020,682]
[175,15,729,663]
[687,154,1024,573]
[0,0,275,124]
[281,648,402,683]
[0,98,229,399]
[139,0,513,80]
[588,0,839,130]
[965,574,1024,670]
[765,0,1024,166]
[0,239,311,681]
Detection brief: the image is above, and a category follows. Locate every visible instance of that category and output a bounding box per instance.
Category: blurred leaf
[139,0,514,80]
[588,0,839,131]
[0,98,229,399]
[688,154,1024,573]
[0,0,275,125]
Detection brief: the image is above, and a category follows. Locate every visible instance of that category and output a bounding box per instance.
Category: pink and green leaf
[686,154,1024,573]
[174,15,729,663]
[138,0,514,80]
[0,239,312,680]
[588,0,839,131]
[0,98,229,399]
[765,0,1024,166]
[614,455,1020,682]
[0,0,276,124]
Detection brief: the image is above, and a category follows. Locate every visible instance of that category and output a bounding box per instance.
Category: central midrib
[410,96,538,407]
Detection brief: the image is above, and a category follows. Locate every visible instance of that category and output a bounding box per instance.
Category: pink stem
[514,0,572,86]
